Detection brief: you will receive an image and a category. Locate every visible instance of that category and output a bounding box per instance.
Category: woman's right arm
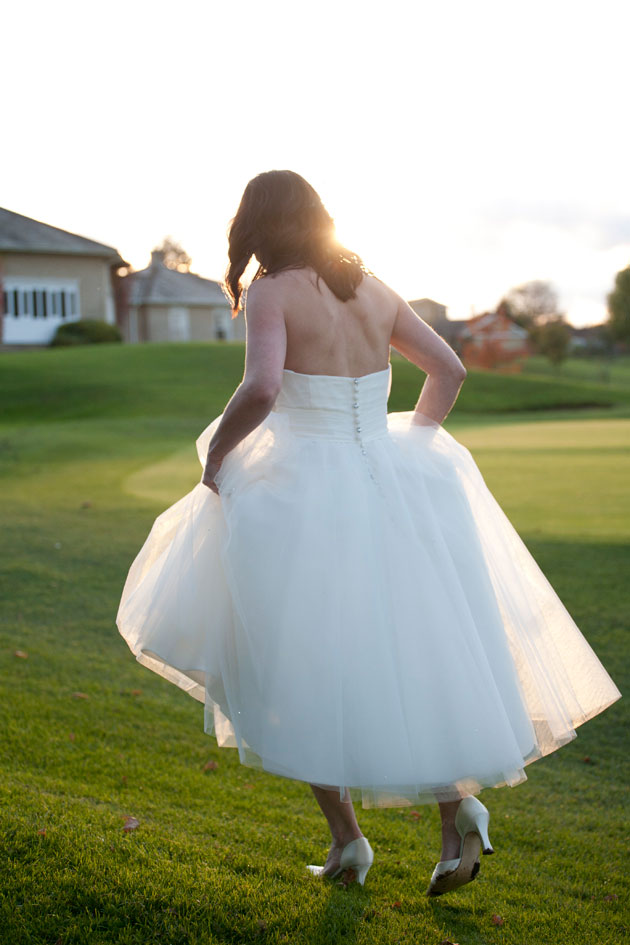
[388,292,467,426]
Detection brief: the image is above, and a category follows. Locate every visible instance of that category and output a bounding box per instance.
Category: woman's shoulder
[246,266,399,314]
[245,267,305,299]
[356,271,402,315]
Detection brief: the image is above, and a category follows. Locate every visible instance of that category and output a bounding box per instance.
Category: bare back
[248,267,397,377]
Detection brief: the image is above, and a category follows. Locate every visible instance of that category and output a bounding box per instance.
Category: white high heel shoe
[306,836,374,886]
[426,795,494,897]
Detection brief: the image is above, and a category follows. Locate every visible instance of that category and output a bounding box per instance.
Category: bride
[117,169,621,896]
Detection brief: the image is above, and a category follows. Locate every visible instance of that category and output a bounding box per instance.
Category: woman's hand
[202,450,224,495]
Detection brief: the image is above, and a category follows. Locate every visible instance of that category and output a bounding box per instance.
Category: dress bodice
[272,364,392,442]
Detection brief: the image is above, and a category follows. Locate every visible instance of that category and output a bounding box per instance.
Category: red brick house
[459,310,531,369]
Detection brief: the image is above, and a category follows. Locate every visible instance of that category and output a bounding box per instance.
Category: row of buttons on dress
[353,377,380,488]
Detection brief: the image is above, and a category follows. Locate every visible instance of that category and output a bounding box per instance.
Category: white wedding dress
[116,363,621,808]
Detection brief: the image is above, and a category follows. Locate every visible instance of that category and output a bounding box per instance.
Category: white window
[2,278,81,344]
[214,310,229,340]
[167,307,191,342]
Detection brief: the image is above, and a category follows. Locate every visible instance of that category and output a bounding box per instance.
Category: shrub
[51,319,123,346]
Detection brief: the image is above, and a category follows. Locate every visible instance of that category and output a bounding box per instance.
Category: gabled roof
[462,310,529,338]
[0,207,128,265]
[126,252,228,306]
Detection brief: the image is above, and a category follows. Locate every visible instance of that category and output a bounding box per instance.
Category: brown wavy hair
[223,170,375,318]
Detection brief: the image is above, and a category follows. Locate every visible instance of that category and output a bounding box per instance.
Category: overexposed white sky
[3,0,629,326]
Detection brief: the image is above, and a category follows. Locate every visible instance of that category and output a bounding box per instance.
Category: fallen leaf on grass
[582,756,596,764]
[72,692,89,699]
[491,914,504,926]
[243,783,255,789]
[122,816,140,832]
[203,760,219,771]
[131,689,142,696]
[408,810,421,820]
[121,775,127,783]
[37,828,46,835]
[390,901,402,908]
[14,650,28,659]
[68,732,75,741]
[80,501,92,508]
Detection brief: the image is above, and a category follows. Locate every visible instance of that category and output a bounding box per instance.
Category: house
[408,297,469,352]
[0,207,129,346]
[409,297,448,329]
[408,297,454,339]
[458,310,531,369]
[120,251,245,343]
[568,324,609,354]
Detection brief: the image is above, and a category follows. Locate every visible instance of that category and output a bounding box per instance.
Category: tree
[151,235,192,273]
[531,315,571,366]
[497,279,571,365]
[498,280,561,329]
[606,265,630,346]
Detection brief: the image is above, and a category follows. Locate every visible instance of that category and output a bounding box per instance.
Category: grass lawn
[520,353,630,389]
[1,344,628,945]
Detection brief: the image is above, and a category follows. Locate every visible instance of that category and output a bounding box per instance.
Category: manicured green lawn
[1,344,628,944]
[1,344,629,425]
[520,353,630,389]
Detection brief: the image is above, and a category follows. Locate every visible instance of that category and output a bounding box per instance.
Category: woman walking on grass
[117,169,621,895]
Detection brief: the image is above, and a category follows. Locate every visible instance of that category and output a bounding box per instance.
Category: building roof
[408,298,450,331]
[408,297,447,308]
[126,252,228,306]
[0,207,128,265]
[462,311,529,338]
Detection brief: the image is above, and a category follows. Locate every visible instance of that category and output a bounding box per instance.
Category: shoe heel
[473,812,494,854]
[340,837,374,886]
[473,811,494,855]
[456,797,494,856]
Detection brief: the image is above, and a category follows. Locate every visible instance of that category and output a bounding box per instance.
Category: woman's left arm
[202,279,287,493]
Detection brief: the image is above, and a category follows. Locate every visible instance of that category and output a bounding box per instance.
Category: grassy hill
[520,353,630,388]
[1,343,629,426]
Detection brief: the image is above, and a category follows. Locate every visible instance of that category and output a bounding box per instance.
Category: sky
[3,0,629,327]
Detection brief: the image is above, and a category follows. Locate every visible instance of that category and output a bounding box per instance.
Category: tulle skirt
[116,406,621,808]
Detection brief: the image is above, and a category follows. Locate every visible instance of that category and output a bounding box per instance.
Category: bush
[50,319,123,346]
